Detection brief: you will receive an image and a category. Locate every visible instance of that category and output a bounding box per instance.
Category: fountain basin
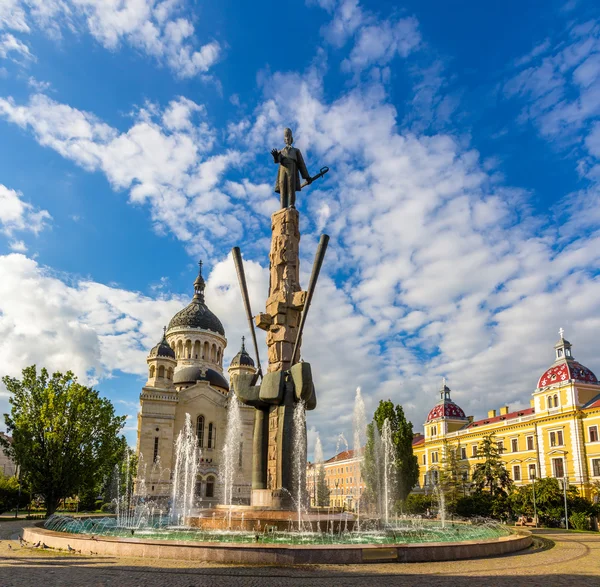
[26,519,531,564]
[186,506,357,532]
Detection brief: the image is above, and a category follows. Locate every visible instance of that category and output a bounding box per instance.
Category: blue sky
[1,0,600,457]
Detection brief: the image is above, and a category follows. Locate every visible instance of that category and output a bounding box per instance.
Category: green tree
[438,443,470,513]
[315,464,330,507]
[1,366,127,517]
[0,472,29,514]
[471,433,512,495]
[362,400,419,506]
[508,477,595,527]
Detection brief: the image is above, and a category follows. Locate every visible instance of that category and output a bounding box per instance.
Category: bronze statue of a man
[271,128,311,209]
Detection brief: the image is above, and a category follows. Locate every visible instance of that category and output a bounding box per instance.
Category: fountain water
[292,400,307,528]
[352,387,366,527]
[381,418,395,525]
[171,413,199,525]
[219,392,242,507]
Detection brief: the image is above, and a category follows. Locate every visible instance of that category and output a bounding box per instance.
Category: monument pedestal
[251,488,293,509]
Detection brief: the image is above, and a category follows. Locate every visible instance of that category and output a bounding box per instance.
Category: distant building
[0,433,17,477]
[412,332,600,500]
[136,264,255,505]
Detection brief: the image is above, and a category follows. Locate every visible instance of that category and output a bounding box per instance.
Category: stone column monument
[231,128,328,510]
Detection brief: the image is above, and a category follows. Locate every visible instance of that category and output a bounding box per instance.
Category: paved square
[2,521,600,586]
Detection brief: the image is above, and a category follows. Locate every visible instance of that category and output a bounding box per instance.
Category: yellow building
[413,332,600,500]
[307,449,366,510]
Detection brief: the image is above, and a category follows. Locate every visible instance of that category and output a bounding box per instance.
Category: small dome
[426,382,466,422]
[167,262,225,336]
[229,337,255,369]
[173,366,229,390]
[537,333,598,388]
[149,328,176,359]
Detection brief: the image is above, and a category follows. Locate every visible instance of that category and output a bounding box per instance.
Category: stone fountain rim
[23,523,532,564]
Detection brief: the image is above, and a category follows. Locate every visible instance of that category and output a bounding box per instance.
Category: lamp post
[531,471,538,528]
[334,479,339,509]
[563,475,569,531]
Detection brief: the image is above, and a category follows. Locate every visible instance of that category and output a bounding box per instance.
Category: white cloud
[0,184,50,235]
[0,32,33,62]
[27,76,51,91]
[1,0,221,78]
[0,95,253,256]
[8,240,27,252]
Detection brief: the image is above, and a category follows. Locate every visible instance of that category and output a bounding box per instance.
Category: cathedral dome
[229,337,255,368]
[149,327,176,359]
[173,366,229,390]
[167,262,225,336]
[426,382,466,422]
[537,331,599,389]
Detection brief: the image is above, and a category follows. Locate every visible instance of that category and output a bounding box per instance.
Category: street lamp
[562,475,569,531]
[531,470,538,528]
[334,479,339,509]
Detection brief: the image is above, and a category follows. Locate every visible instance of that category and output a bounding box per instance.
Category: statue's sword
[300,166,329,189]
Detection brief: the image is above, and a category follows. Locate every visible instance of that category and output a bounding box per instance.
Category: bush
[455,492,494,518]
[0,474,28,514]
[569,512,591,531]
[401,494,434,515]
[100,502,116,513]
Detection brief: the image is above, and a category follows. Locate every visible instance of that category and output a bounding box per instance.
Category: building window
[431,452,439,464]
[513,465,521,481]
[592,459,600,477]
[153,437,159,463]
[548,395,554,408]
[431,425,437,437]
[196,416,205,448]
[149,365,155,378]
[472,445,478,458]
[497,440,504,453]
[554,394,559,407]
[550,430,564,447]
[526,436,534,451]
[528,464,537,480]
[552,458,565,478]
[557,349,563,358]
[461,447,467,460]
[590,426,599,443]
[422,454,426,465]
[206,476,215,498]
[511,438,518,453]
[238,442,243,469]
[208,423,215,449]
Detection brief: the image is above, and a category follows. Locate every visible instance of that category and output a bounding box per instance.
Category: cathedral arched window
[208,423,215,449]
[203,341,209,360]
[212,344,217,361]
[185,340,192,359]
[149,365,155,378]
[206,476,215,498]
[158,365,165,378]
[196,415,205,448]
[217,348,221,364]
[177,340,183,359]
[194,340,201,359]
[553,394,559,407]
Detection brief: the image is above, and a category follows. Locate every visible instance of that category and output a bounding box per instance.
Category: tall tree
[1,366,127,517]
[315,464,330,507]
[363,400,419,505]
[471,433,512,495]
[438,443,470,512]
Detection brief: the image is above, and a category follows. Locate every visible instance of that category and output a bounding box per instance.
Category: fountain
[353,387,366,528]
[29,128,532,564]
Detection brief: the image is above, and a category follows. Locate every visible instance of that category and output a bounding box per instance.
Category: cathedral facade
[136,264,257,505]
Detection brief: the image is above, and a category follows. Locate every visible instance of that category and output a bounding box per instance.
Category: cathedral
[136,263,257,505]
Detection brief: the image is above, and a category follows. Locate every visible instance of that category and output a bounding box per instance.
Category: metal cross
[559,327,564,340]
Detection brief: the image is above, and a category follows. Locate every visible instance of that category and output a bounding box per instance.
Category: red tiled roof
[412,433,424,446]
[325,448,360,463]
[466,407,534,428]
[583,393,600,410]
[537,360,598,389]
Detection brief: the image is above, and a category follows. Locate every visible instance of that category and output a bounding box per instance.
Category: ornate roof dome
[537,330,599,389]
[148,327,176,359]
[167,261,225,336]
[426,381,466,422]
[229,337,255,369]
[173,366,229,390]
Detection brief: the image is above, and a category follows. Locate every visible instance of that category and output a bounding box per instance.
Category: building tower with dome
[412,330,600,499]
[136,263,257,505]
